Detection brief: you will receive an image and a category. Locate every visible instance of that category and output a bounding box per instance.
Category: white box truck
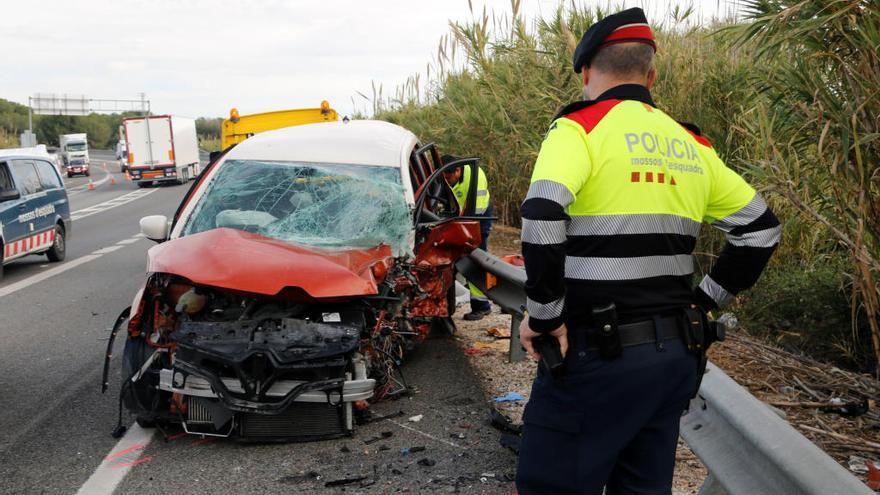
[123,115,200,187]
[59,133,90,177]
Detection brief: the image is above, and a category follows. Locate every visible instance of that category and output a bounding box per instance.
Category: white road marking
[0,233,143,299]
[93,246,124,255]
[116,238,140,245]
[0,255,101,298]
[75,424,155,495]
[70,189,157,221]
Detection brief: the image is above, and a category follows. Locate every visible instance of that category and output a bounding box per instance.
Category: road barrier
[456,248,873,494]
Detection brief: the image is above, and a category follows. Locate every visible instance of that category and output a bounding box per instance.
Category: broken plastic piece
[325,476,369,487]
[489,408,522,435]
[487,327,511,339]
[408,414,423,423]
[493,392,525,402]
[401,446,426,456]
[474,341,509,352]
[463,348,490,356]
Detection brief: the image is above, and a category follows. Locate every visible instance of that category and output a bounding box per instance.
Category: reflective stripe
[525,179,574,207]
[475,206,488,214]
[521,219,567,245]
[568,214,701,237]
[527,297,564,320]
[728,225,781,248]
[565,254,693,281]
[699,275,734,307]
[713,194,767,231]
[476,190,488,197]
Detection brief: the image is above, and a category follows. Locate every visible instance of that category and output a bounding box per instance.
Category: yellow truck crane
[220,100,338,150]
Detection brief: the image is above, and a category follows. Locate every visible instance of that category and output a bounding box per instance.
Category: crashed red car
[104,120,486,441]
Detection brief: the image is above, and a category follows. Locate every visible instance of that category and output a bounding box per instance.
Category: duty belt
[581,314,681,350]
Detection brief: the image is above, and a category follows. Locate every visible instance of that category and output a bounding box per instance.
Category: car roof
[223,120,418,168]
[0,147,55,161]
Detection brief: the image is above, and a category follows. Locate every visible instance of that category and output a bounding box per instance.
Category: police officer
[442,154,493,320]
[516,8,780,494]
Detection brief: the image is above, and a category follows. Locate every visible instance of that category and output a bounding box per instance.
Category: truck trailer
[59,133,90,177]
[123,116,200,187]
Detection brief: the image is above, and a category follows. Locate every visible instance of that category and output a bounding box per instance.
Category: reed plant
[377,1,880,370]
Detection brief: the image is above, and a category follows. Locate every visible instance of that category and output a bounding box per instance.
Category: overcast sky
[2,0,735,119]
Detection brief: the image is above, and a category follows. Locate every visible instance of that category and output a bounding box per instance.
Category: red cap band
[599,24,656,51]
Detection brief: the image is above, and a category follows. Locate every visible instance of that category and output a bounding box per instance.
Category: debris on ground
[487,327,511,338]
[356,409,405,425]
[493,392,525,403]
[324,476,368,487]
[408,414,423,423]
[278,471,321,484]
[418,458,436,467]
[489,408,522,435]
[401,446,426,456]
[364,431,393,445]
[474,341,510,352]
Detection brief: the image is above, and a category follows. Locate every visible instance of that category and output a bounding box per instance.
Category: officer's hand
[519,317,569,361]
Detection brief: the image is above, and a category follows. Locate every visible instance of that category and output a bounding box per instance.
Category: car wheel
[85,171,91,177]
[137,181,151,188]
[135,416,157,428]
[67,172,72,178]
[122,336,161,417]
[46,224,66,262]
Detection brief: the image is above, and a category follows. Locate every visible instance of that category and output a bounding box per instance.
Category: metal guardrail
[683,363,873,495]
[457,249,873,494]
[455,248,527,362]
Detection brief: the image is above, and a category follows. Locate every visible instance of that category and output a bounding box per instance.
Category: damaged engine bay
[105,222,477,442]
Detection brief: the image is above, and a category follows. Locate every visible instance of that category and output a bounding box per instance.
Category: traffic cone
[110,176,117,185]
[87,179,95,191]
[124,171,131,181]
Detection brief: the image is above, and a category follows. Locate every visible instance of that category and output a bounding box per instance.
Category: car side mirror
[140,215,169,242]
[0,188,21,202]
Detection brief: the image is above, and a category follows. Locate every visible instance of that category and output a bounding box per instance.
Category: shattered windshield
[183,159,412,255]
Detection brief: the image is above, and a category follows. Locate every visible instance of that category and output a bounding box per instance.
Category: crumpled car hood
[147,228,392,298]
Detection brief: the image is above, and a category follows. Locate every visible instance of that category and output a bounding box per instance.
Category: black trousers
[516,322,697,495]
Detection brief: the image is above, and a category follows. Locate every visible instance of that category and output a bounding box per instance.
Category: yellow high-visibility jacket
[521,84,781,332]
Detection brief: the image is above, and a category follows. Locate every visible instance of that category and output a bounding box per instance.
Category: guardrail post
[509,314,526,362]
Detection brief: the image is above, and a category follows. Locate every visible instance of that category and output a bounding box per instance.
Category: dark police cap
[572,7,656,73]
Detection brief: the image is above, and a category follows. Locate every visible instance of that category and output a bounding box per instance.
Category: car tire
[46,224,66,262]
[85,171,90,177]
[137,181,151,188]
[122,336,161,417]
[135,416,157,428]
[67,172,72,178]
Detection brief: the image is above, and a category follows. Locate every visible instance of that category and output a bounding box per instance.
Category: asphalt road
[0,150,517,494]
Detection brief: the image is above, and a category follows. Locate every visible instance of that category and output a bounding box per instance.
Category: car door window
[12,161,43,196]
[34,160,63,190]
[0,162,12,190]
